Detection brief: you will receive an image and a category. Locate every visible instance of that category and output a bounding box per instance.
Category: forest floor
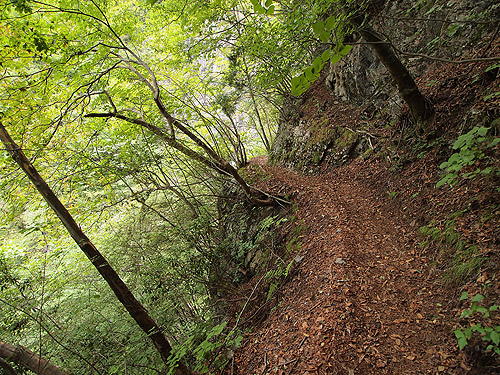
[228,156,470,375]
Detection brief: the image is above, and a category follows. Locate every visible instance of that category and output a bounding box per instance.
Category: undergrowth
[419,217,483,285]
[264,218,306,302]
[455,291,500,357]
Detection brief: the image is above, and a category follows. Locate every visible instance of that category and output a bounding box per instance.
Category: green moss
[285,220,307,254]
[239,164,271,184]
[312,151,323,164]
[306,118,334,146]
[334,128,357,149]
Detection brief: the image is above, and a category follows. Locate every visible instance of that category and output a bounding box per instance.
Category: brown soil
[229,157,468,375]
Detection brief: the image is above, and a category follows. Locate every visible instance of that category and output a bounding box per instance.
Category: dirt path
[233,158,467,374]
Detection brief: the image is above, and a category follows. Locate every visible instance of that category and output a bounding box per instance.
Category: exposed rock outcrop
[271,0,499,172]
[326,0,500,113]
[217,176,288,279]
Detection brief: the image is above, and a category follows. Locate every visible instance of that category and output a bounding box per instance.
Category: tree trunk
[0,122,190,375]
[350,16,434,128]
[0,357,18,375]
[0,341,67,375]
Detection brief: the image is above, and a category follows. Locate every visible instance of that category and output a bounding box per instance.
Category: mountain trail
[233,157,468,375]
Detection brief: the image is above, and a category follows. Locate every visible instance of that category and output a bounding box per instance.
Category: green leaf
[453,134,471,149]
[330,53,342,65]
[471,294,484,302]
[474,306,488,314]
[291,75,302,88]
[265,0,273,6]
[291,75,308,96]
[455,330,464,339]
[312,55,323,70]
[312,21,324,36]
[339,44,352,56]
[321,49,332,62]
[255,4,266,14]
[440,161,450,169]
[460,309,473,318]
[319,31,330,43]
[477,127,489,137]
[233,334,243,348]
[210,321,227,337]
[435,177,448,188]
[481,167,493,175]
[487,138,500,147]
[459,291,469,301]
[266,5,275,15]
[304,67,314,81]
[485,63,500,73]
[455,330,468,350]
[325,15,337,30]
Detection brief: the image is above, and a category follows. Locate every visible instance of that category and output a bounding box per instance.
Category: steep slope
[224,40,500,375]
[230,158,478,375]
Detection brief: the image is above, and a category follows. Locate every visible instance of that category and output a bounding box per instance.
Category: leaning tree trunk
[0,341,67,375]
[0,122,190,375]
[0,357,18,375]
[350,16,434,128]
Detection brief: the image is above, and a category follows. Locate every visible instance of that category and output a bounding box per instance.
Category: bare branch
[397,51,500,64]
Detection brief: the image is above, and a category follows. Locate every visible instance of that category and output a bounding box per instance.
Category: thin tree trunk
[350,16,434,127]
[84,112,273,206]
[0,341,67,375]
[0,122,190,375]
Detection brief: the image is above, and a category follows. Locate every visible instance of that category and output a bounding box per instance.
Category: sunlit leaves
[289,9,353,97]
[250,0,275,15]
[291,44,352,97]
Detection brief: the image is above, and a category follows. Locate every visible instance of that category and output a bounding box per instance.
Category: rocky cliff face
[270,77,366,173]
[217,176,288,279]
[327,0,500,109]
[270,0,500,172]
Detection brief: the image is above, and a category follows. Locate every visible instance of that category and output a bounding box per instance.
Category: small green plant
[418,220,483,284]
[455,292,500,356]
[437,126,500,188]
[426,79,439,88]
[265,259,294,301]
[167,321,244,374]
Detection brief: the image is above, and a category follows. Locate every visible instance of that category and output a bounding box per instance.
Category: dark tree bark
[0,357,18,375]
[0,122,190,375]
[0,341,67,375]
[350,15,434,127]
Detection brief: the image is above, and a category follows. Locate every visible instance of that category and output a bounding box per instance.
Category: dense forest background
[0,0,499,374]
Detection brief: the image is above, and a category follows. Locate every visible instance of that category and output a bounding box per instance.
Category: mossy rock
[270,112,361,172]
